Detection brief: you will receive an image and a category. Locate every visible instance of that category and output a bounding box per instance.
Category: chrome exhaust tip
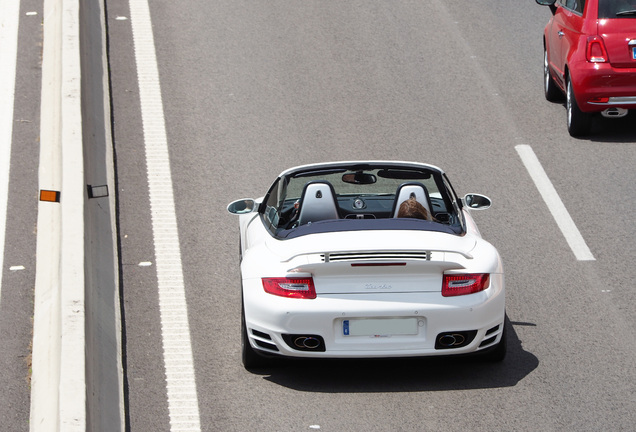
[294,336,321,349]
[438,334,465,347]
[435,330,477,350]
[601,107,628,118]
[282,334,326,352]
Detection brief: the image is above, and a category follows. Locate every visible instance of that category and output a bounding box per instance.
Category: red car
[536,0,636,136]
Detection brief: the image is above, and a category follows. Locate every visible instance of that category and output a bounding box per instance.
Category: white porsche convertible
[227,161,505,369]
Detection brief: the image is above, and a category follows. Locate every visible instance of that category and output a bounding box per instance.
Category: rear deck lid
[597,4,636,68]
[268,230,477,294]
[299,259,460,294]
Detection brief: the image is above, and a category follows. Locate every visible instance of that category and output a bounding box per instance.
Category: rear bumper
[588,96,636,106]
[570,61,636,112]
[242,274,505,358]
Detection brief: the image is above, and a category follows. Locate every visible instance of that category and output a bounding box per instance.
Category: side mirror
[227,199,256,214]
[463,194,492,210]
[535,0,557,14]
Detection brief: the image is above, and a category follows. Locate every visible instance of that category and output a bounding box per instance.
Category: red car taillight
[586,36,609,63]
[442,274,490,297]
[262,277,316,299]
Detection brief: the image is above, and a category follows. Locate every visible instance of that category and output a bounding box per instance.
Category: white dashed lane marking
[516,144,595,261]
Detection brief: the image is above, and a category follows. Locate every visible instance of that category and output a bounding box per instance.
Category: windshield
[260,164,464,238]
[598,0,636,18]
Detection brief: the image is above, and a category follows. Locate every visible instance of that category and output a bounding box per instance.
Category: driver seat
[392,183,433,217]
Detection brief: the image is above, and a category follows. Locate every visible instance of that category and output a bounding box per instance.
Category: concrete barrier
[80,0,125,429]
[30,0,123,430]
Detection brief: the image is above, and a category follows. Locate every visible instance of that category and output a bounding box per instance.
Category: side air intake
[321,251,430,262]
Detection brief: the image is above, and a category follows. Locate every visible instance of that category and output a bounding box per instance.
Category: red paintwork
[543,0,636,112]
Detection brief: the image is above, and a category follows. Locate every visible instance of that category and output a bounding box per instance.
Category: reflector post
[87,184,109,199]
[40,190,60,202]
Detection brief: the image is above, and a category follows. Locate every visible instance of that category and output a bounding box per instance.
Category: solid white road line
[516,144,595,261]
[128,0,202,430]
[0,0,21,306]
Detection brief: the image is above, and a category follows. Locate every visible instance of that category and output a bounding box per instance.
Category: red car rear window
[598,0,636,18]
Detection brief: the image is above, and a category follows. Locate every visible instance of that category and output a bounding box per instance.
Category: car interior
[249,166,469,239]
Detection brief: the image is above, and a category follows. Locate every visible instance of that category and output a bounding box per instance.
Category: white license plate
[343,318,418,337]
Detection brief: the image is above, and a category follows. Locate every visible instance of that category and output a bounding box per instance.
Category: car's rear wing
[281,250,473,278]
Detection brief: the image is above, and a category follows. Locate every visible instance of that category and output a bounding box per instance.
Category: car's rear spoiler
[282,250,472,276]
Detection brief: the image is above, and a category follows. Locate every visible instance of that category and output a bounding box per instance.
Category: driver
[397,197,433,221]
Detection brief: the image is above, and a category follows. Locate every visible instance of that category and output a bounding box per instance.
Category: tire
[480,325,507,362]
[544,48,562,102]
[566,78,592,137]
[241,299,266,370]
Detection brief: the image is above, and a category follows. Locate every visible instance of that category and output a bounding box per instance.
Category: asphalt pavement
[107,0,636,430]
[2,0,636,430]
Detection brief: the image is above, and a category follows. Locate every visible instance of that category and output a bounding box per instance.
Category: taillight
[262,277,316,299]
[586,36,608,63]
[442,274,490,297]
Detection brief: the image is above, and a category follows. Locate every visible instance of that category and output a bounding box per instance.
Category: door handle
[558,30,565,38]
